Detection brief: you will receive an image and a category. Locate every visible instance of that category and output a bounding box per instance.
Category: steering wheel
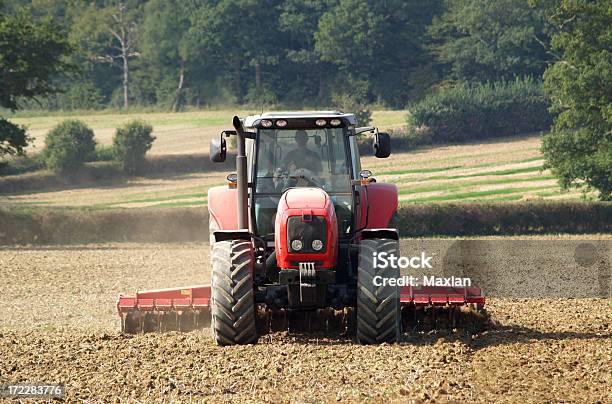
[278,167,324,192]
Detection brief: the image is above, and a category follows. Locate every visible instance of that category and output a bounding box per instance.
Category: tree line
[1,0,610,199]
[2,0,553,110]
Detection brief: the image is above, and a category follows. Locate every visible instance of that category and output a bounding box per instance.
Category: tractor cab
[246,112,380,239]
[210,111,392,239]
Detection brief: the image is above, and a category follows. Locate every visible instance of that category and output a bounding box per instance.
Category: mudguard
[360,182,398,229]
[361,228,399,240]
[213,230,251,242]
[207,185,238,230]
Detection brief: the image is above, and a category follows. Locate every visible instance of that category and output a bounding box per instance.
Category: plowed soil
[0,242,610,402]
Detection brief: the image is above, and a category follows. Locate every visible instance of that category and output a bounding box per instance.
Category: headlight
[312,239,323,251]
[276,119,287,127]
[291,239,303,251]
[261,119,273,127]
[330,119,342,126]
[315,119,326,126]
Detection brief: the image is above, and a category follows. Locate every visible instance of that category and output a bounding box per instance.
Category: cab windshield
[255,128,351,193]
[253,128,353,236]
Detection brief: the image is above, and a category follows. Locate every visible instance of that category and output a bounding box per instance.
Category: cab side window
[349,136,361,179]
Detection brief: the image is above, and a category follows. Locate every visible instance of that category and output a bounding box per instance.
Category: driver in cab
[283,130,322,175]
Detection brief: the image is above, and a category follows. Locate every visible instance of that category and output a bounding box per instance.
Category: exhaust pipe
[232,116,249,230]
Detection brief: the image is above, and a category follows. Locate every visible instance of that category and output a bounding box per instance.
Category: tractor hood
[275,187,338,270]
[282,187,328,210]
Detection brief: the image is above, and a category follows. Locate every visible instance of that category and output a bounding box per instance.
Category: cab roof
[243,111,358,128]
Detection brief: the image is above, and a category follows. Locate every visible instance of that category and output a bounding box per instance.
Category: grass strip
[402,185,557,203]
[378,165,463,175]
[3,201,52,206]
[403,165,545,183]
[469,155,543,169]
[148,200,208,208]
[398,174,555,195]
[110,192,207,206]
[381,161,544,180]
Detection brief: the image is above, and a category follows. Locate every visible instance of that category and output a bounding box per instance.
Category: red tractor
[117,112,485,344]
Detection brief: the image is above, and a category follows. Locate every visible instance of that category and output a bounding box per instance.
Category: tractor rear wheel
[356,238,401,344]
[211,240,259,345]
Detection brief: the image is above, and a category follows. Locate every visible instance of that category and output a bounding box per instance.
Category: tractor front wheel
[211,240,259,345]
[356,238,401,344]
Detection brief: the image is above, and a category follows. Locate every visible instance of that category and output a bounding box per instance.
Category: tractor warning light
[227,173,237,188]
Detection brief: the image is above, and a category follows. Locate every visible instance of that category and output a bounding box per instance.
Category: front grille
[290,261,324,266]
[287,215,327,253]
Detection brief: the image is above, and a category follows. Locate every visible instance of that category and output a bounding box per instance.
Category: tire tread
[211,240,258,345]
[357,238,401,344]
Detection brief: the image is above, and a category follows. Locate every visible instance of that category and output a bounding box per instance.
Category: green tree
[186,0,282,105]
[43,120,96,171]
[0,2,71,156]
[429,0,551,83]
[279,0,336,104]
[315,0,441,106]
[537,0,611,200]
[140,0,192,111]
[69,0,143,109]
[315,0,384,101]
[113,120,154,174]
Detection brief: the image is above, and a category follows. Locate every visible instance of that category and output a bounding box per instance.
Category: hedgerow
[405,78,552,145]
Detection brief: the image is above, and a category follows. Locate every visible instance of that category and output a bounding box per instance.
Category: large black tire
[211,240,258,345]
[356,238,401,344]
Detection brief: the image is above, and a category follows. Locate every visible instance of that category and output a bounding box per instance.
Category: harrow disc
[117,286,488,337]
[121,309,211,334]
[119,304,488,336]
[401,303,489,333]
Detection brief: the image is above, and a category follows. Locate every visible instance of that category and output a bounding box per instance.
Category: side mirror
[210,135,227,162]
[373,132,391,158]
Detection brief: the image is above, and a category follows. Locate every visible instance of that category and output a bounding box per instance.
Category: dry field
[0,240,610,402]
[11,110,248,156]
[10,110,408,155]
[0,132,588,209]
[1,109,591,209]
